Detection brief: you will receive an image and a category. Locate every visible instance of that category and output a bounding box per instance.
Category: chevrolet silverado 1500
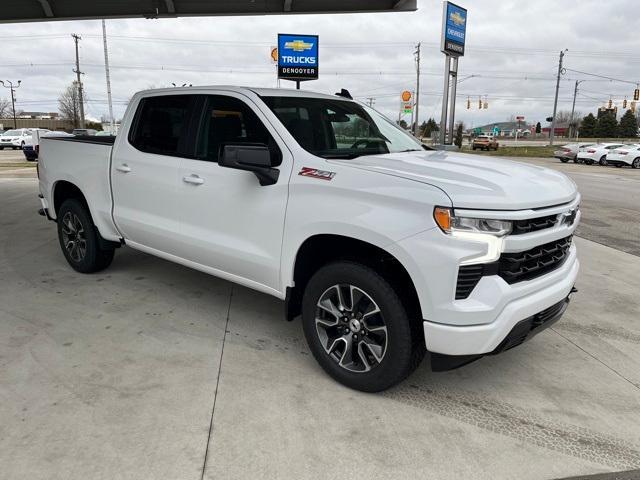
[37,86,580,391]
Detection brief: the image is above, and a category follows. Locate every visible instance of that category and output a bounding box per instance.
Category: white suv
[0,128,33,150]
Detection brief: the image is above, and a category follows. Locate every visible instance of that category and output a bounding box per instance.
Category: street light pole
[569,79,584,139]
[550,49,567,146]
[0,80,21,129]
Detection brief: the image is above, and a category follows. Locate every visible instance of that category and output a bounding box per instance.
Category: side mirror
[219,143,280,186]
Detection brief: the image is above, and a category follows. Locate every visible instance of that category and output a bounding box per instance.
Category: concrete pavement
[1,178,639,480]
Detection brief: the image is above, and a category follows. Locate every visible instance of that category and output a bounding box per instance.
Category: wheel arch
[53,180,89,215]
[285,234,422,324]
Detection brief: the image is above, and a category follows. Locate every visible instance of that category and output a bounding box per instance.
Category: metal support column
[439,55,451,146]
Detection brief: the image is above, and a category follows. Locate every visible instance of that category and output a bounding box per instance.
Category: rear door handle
[116,163,131,173]
[183,174,204,185]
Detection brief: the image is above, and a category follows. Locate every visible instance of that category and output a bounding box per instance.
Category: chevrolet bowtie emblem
[284,39,313,52]
[450,11,466,26]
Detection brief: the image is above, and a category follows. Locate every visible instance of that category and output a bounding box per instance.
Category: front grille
[455,265,484,299]
[454,235,574,299]
[498,235,573,284]
[511,214,558,235]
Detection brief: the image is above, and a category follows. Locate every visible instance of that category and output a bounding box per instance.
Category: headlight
[433,207,512,237]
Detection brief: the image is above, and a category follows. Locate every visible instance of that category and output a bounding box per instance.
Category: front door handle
[116,163,131,173]
[183,174,204,185]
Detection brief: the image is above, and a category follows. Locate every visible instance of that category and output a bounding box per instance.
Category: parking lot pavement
[2,179,640,480]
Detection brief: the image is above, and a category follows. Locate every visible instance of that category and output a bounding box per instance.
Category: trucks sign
[440,2,467,57]
[277,33,319,81]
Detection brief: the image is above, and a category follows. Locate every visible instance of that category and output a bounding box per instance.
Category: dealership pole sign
[277,34,319,86]
[440,2,467,57]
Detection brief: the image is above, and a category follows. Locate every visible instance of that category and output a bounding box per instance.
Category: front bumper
[430,292,573,371]
[423,249,578,357]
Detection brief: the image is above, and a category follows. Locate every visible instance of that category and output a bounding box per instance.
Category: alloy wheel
[61,212,87,262]
[314,284,388,373]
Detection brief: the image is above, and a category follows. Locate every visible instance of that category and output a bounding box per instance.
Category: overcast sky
[1,0,638,128]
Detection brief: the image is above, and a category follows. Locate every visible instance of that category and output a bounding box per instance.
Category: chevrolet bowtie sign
[440,2,467,57]
[278,33,319,81]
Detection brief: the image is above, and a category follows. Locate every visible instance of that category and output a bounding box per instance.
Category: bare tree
[58,82,81,128]
[0,98,11,118]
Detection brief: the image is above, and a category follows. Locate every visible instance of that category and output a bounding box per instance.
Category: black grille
[455,265,484,299]
[498,235,573,284]
[511,214,558,235]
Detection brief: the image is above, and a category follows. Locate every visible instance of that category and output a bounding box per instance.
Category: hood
[333,150,577,210]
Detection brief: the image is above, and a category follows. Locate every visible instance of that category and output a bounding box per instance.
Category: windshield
[3,130,20,136]
[261,96,423,159]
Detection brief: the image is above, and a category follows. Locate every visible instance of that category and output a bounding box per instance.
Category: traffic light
[623,98,628,109]
[634,88,640,101]
[478,98,482,109]
[483,100,489,109]
[467,97,471,109]
[546,117,553,122]
[608,98,613,109]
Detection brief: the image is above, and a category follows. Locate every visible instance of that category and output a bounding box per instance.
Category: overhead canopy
[1,0,417,23]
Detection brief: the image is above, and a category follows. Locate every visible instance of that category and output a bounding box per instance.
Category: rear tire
[560,158,569,163]
[57,199,115,273]
[301,261,425,392]
[599,156,607,166]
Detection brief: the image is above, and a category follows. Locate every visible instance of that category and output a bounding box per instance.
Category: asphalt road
[506,157,640,257]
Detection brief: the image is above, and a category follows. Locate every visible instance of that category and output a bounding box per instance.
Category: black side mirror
[219,143,280,186]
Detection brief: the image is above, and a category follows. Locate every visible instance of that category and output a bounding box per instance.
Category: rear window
[129,95,195,156]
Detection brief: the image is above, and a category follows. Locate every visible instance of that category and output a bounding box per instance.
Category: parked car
[95,130,115,136]
[553,143,594,163]
[472,135,499,151]
[37,86,580,392]
[23,130,72,161]
[72,128,98,136]
[605,144,640,168]
[577,143,625,165]
[0,128,33,150]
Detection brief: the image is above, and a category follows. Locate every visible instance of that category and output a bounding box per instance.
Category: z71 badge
[298,167,336,181]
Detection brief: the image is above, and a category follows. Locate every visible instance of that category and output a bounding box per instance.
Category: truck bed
[38,135,121,242]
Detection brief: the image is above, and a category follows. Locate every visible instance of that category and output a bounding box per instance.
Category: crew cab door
[111,94,199,250]
[177,93,292,292]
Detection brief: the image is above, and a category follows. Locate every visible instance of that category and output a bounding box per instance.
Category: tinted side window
[129,95,194,156]
[196,96,281,165]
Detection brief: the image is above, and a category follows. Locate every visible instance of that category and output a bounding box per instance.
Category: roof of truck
[135,85,352,102]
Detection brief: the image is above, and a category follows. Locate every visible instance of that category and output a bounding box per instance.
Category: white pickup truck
[37,86,580,392]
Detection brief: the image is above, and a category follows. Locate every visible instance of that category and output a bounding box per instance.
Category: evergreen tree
[579,113,597,138]
[454,122,464,149]
[535,122,541,134]
[595,112,618,138]
[618,109,638,138]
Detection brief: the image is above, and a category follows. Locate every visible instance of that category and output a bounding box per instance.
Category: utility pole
[0,80,21,128]
[413,43,421,137]
[569,79,583,139]
[72,34,86,129]
[550,49,567,146]
[101,20,115,134]
[366,97,375,107]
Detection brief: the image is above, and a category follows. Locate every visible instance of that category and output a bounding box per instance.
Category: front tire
[632,158,640,169]
[599,156,607,166]
[57,199,114,273]
[301,261,424,392]
[560,158,569,163]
